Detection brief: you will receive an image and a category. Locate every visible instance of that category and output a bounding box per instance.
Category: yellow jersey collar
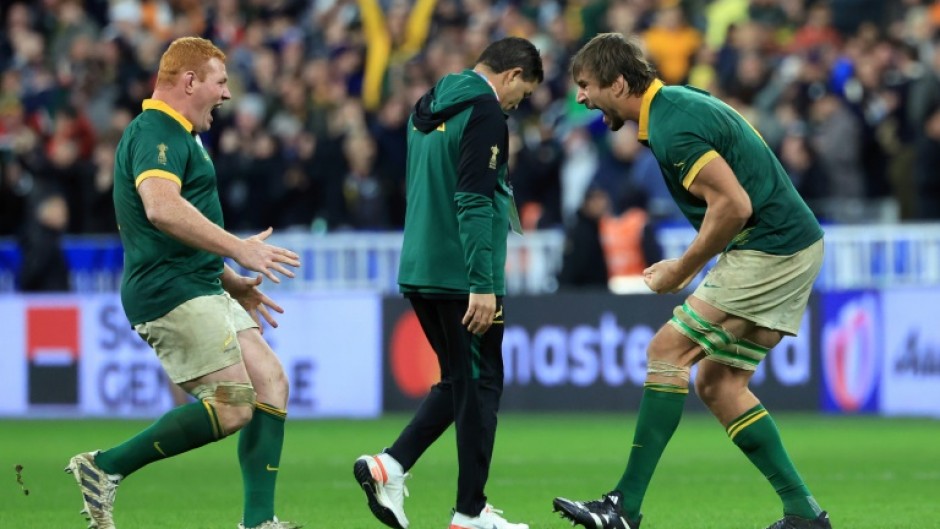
[142,99,193,133]
[637,79,664,142]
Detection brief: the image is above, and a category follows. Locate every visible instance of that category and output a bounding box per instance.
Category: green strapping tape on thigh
[192,382,257,407]
[670,302,737,353]
[706,339,770,371]
[728,338,770,363]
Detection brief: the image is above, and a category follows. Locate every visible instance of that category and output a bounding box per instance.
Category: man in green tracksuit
[552,33,830,529]
[354,37,542,529]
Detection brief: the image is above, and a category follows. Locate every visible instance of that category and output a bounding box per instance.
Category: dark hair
[475,37,544,83]
[570,33,656,96]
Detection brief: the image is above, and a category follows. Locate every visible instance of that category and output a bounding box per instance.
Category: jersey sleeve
[129,129,189,189]
[454,100,507,293]
[665,128,719,191]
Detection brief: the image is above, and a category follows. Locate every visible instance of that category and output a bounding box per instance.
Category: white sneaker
[451,504,529,529]
[64,451,121,529]
[237,515,304,529]
[354,453,411,529]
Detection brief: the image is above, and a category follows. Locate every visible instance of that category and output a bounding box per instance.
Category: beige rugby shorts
[691,238,824,336]
[134,293,258,384]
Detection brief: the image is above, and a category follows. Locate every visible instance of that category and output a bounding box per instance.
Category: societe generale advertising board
[0,293,381,418]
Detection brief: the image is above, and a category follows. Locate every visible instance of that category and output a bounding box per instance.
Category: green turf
[1,413,937,529]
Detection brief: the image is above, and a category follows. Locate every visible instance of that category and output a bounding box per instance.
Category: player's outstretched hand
[234,227,301,283]
[226,274,284,331]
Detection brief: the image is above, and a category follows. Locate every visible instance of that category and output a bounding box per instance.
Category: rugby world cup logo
[821,294,880,412]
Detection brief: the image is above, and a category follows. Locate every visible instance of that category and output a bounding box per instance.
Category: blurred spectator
[341,129,388,230]
[807,85,866,221]
[370,96,410,228]
[270,132,318,231]
[704,0,749,50]
[789,2,841,54]
[511,117,564,229]
[778,125,829,217]
[643,2,702,85]
[560,126,598,224]
[913,107,940,219]
[84,137,118,234]
[908,37,940,219]
[358,0,437,111]
[18,192,70,292]
[0,154,28,235]
[557,185,610,290]
[592,122,643,207]
[592,122,681,222]
[23,135,94,234]
[599,185,663,294]
[725,50,770,105]
[243,130,287,228]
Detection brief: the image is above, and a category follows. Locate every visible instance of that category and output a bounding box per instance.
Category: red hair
[156,37,226,86]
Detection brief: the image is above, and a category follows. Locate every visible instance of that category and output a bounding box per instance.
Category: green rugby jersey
[398,69,512,296]
[113,99,224,325]
[638,80,823,254]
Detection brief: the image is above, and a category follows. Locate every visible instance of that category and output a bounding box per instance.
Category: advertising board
[818,291,882,414]
[383,293,820,412]
[880,288,940,417]
[0,293,382,418]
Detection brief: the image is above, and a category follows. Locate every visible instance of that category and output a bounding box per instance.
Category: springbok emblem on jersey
[489,145,499,169]
[157,143,168,165]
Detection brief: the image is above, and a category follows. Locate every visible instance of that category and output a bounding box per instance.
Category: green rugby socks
[616,384,688,520]
[94,400,222,477]
[239,402,287,528]
[728,404,822,519]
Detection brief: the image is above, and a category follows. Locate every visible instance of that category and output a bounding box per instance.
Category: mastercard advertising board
[382,292,821,413]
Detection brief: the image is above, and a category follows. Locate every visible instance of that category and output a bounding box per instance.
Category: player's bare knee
[192,381,257,436]
[255,366,290,407]
[215,402,255,433]
[273,366,290,398]
[694,375,722,408]
[694,366,748,409]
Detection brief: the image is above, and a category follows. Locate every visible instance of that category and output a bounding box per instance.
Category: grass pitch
[0,413,937,529]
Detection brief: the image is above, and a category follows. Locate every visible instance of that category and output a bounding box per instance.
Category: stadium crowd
[2,0,940,244]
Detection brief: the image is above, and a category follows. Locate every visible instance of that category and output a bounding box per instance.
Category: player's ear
[613,75,627,96]
[505,67,523,85]
[183,71,197,94]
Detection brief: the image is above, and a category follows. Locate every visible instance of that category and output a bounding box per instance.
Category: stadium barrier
[658,223,940,291]
[5,223,940,294]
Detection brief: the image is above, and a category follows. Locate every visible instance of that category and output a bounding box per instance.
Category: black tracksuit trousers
[387,295,505,517]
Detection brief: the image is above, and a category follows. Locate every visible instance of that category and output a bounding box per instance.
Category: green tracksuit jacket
[398,69,512,296]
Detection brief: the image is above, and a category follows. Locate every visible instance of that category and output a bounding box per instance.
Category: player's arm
[454,100,505,334]
[139,177,240,256]
[678,155,752,277]
[138,178,299,282]
[643,154,751,293]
